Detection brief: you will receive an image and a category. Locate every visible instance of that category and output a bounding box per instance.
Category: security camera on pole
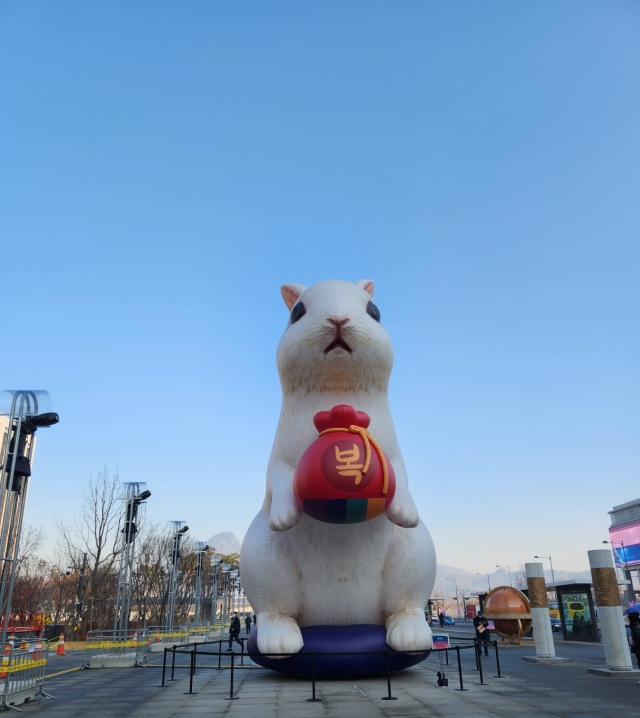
[167,521,188,629]
[0,390,59,644]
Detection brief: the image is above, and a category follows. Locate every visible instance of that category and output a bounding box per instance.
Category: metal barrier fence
[0,637,53,711]
[84,629,149,669]
[156,636,504,700]
[148,624,223,653]
[148,626,190,652]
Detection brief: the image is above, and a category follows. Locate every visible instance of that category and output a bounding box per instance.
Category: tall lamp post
[0,390,59,644]
[534,555,555,584]
[193,542,209,627]
[445,578,460,618]
[220,564,231,634]
[167,521,189,629]
[496,565,512,587]
[210,555,221,626]
[68,553,88,639]
[477,572,491,591]
[229,570,239,617]
[114,483,151,635]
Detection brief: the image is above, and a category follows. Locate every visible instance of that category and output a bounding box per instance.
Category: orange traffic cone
[57,632,65,656]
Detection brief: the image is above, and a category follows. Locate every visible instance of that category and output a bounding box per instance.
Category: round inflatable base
[247,624,430,679]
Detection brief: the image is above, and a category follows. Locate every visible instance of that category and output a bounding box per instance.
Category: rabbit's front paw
[269,492,301,532]
[256,613,304,655]
[385,486,419,528]
[386,608,432,652]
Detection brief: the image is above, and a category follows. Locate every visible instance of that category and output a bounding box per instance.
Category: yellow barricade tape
[5,659,47,674]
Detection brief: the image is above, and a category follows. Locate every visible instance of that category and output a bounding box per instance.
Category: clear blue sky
[1,1,638,572]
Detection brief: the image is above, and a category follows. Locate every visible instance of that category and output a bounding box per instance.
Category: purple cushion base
[247,624,430,679]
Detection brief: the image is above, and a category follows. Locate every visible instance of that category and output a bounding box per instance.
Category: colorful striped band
[302,498,386,524]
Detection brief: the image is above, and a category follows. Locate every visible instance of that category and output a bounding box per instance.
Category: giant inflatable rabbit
[240,279,436,656]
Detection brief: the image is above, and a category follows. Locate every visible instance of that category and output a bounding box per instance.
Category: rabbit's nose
[328,317,350,328]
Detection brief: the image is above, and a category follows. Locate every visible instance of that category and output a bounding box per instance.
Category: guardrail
[148,623,226,652]
[156,636,504,699]
[84,629,148,668]
[0,637,54,710]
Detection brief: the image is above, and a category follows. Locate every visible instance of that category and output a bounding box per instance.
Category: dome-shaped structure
[483,586,532,645]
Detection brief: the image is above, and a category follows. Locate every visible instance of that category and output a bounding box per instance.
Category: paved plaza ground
[19,624,640,717]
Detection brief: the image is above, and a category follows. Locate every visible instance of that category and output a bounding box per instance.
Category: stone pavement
[20,637,640,717]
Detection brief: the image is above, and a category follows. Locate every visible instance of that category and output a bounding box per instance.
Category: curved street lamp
[534,555,555,583]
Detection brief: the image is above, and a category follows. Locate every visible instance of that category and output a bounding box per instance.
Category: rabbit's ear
[356,279,374,297]
[281,283,307,310]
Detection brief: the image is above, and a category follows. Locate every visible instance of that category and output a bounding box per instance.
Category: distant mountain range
[207,533,591,589]
[207,532,242,555]
[433,563,591,595]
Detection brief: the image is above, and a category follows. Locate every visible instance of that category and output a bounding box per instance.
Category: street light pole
[496,565,512,587]
[477,572,491,591]
[167,521,188,630]
[210,555,221,627]
[534,555,555,583]
[193,542,209,627]
[445,578,460,618]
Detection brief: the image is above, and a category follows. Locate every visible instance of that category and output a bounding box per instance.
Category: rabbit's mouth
[324,337,352,354]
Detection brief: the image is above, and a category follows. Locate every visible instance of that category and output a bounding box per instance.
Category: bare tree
[12,527,49,620]
[56,466,124,634]
[514,564,528,590]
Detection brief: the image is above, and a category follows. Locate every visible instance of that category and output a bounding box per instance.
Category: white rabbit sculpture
[240,279,436,655]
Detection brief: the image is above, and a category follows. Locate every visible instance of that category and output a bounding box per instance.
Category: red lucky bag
[293,404,396,524]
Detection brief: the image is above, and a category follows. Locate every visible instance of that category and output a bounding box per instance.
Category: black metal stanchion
[493,640,504,678]
[157,647,168,687]
[454,646,468,691]
[224,652,239,700]
[193,643,198,675]
[218,640,222,670]
[184,651,198,695]
[170,647,177,681]
[476,644,488,686]
[241,638,245,666]
[306,652,322,702]
[445,648,449,665]
[473,640,480,670]
[381,651,398,701]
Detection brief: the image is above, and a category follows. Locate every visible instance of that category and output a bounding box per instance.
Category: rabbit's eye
[291,302,306,324]
[366,301,380,322]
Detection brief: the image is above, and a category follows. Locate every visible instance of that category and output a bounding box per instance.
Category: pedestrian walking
[439,611,445,628]
[227,611,243,651]
[245,614,252,635]
[628,611,640,669]
[252,613,256,626]
[473,610,490,656]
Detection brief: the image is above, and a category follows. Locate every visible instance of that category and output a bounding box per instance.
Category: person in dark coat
[473,610,490,656]
[245,614,252,634]
[628,612,640,669]
[227,611,243,651]
[439,611,445,628]
[252,614,256,626]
